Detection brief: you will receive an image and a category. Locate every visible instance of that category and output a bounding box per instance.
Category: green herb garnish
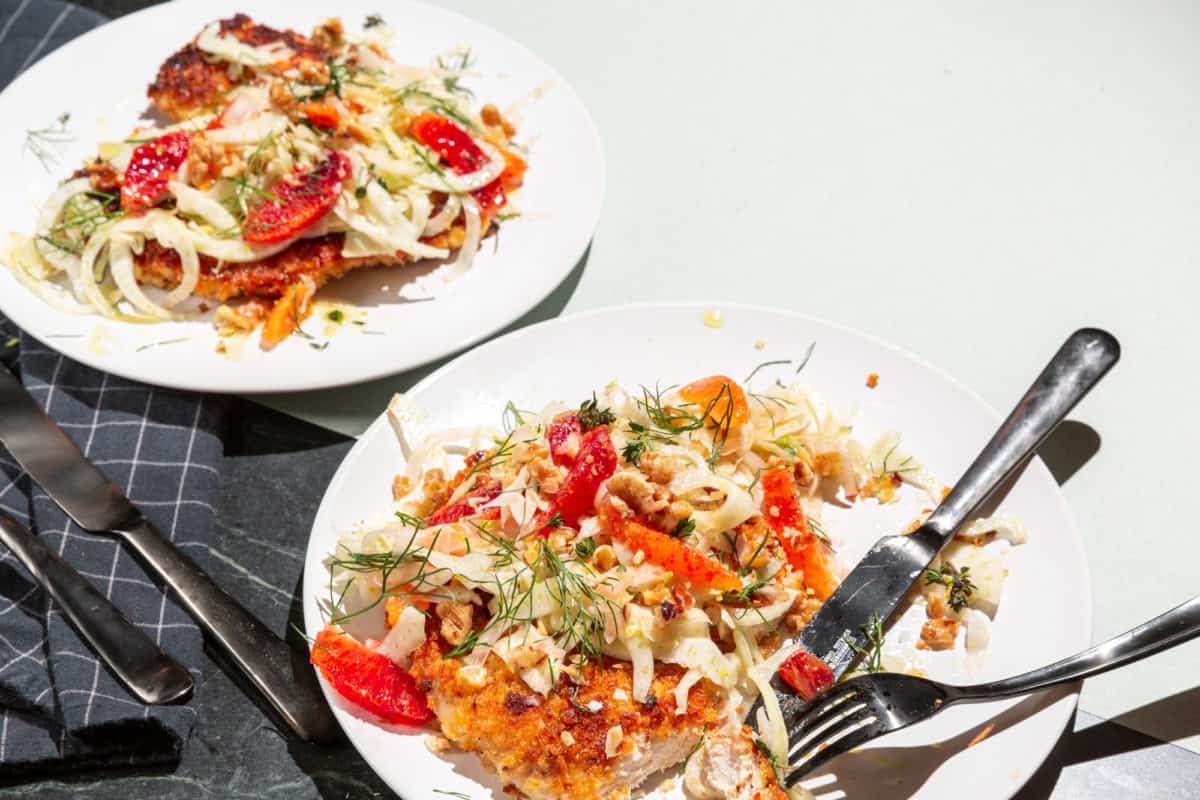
[578,393,615,431]
[924,563,975,612]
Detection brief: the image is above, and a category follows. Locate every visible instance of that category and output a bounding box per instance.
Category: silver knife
[754,329,1120,719]
[0,507,193,704]
[0,365,340,742]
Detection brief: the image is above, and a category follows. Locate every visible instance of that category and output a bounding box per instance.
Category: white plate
[0,0,603,393]
[303,303,1092,800]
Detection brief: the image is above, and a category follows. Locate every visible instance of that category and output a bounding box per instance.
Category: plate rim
[302,300,1093,800]
[0,0,606,394]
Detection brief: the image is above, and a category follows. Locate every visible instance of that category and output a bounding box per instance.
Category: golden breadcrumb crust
[409,640,720,799]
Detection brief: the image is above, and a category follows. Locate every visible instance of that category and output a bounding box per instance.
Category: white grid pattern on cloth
[0,305,227,770]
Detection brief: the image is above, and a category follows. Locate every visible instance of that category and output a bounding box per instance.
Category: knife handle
[920,328,1120,548]
[0,509,193,705]
[116,515,341,743]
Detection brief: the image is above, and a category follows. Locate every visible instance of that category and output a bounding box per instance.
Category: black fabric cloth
[0,0,226,775]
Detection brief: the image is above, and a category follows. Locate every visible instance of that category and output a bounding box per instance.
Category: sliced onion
[149,216,200,307]
[34,177,91,273]
[422,194,461,237]
[169,181,238,232]
[107,231,173,319]
[673,669,703,715]
[437,195,481,283]
[371,605,427,667]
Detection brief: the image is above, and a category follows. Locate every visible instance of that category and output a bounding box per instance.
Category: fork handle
[916,329,1119,550]
[956,595,1200,700]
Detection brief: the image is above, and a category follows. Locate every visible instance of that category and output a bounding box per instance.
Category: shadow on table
[1016,687,1200,799]
[813,683,1200,800]
[1036,420,1101,487]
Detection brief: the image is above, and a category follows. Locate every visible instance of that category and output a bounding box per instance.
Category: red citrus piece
[553,427,618,527]
[546,413,583,467]
[310,626,432,725]
[120,131,192,213]
[244,151,350,244]
[779,649,835,701]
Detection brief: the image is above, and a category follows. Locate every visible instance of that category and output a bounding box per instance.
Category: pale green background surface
[258,0,1200,754]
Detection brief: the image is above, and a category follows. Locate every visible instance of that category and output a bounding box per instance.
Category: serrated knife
[751,328,1120,722]
[0,364,340,742]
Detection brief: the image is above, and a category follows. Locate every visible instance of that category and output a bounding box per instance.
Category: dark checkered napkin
[0,0,228,776]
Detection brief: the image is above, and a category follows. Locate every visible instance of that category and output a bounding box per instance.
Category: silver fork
[782,594,1200,786]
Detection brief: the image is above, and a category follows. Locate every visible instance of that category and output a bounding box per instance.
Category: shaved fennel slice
[437,195,481,283]
[107,231,174,319]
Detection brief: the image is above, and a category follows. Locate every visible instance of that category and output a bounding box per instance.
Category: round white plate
[0,0,603,393]
[304,303,1092,800]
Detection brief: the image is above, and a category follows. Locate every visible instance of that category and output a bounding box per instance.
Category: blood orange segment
[546,413,583,467]
[678,374,750,435]
[244,150,350,244]
[552,427,618,527]
[778,648,835,701]
[120,130,192,212]
[426,480,502,526]
[310,626,432,725]
[409,112,487,174]
[598,502,741,593]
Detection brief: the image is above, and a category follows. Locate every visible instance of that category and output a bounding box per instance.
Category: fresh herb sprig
[924,562,975,612]
[24,112,72,171]
[845,612,886,673]
[578,393,615,431]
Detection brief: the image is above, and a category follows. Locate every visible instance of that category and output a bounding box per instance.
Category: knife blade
[0,508,193,704]
[0,364,340,743]
[752,328,1119,719]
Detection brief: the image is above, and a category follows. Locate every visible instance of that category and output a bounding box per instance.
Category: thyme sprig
[578,393,615,431]
[924,563,975,612]
[844,612,886,674]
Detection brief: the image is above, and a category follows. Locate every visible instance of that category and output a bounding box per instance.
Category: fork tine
[785,723,881,787]
[787,704,874,760]
[785,689,863,752]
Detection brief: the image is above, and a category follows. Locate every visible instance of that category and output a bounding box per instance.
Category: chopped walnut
[311,17,345,50]
[593,545,617,571]
[420,468,450,512]
[647,499,691,534]
[606,470,670,517]
[924,585,951,619]
[391,475,413,501]
[183,135,238,190]
[436,600,475,647]
[506,644,547,670]
[83,159,120,193]
[269,80,296,110]
[299,60,331,85]
[640,583,671,607]
[390,107,414,137]
[527,457,562,495]
[480,103,517,138]
[793,456,815,488]
[917,618,960,651]
[638,451,676,485]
